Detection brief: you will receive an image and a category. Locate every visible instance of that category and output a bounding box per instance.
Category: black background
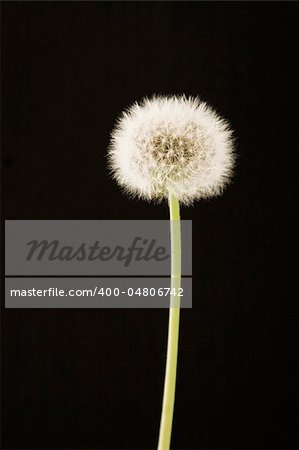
[1,2,297,449]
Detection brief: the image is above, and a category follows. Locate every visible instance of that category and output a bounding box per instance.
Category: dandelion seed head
[108,95,235,205]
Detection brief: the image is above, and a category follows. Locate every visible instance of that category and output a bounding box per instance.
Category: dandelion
[108,95,235,450]
[108,95,234,205]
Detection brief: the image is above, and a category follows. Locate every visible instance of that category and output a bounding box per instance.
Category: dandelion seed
[108,95,235,205]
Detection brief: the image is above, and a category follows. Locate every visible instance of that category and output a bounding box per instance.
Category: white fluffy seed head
[108,95,235,205]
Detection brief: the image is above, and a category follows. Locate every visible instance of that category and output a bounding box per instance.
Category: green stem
[157,192,181,450]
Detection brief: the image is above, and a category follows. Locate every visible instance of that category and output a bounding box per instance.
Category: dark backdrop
[1,2,297,449]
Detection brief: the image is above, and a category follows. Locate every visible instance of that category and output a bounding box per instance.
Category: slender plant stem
[157,192,181,450]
